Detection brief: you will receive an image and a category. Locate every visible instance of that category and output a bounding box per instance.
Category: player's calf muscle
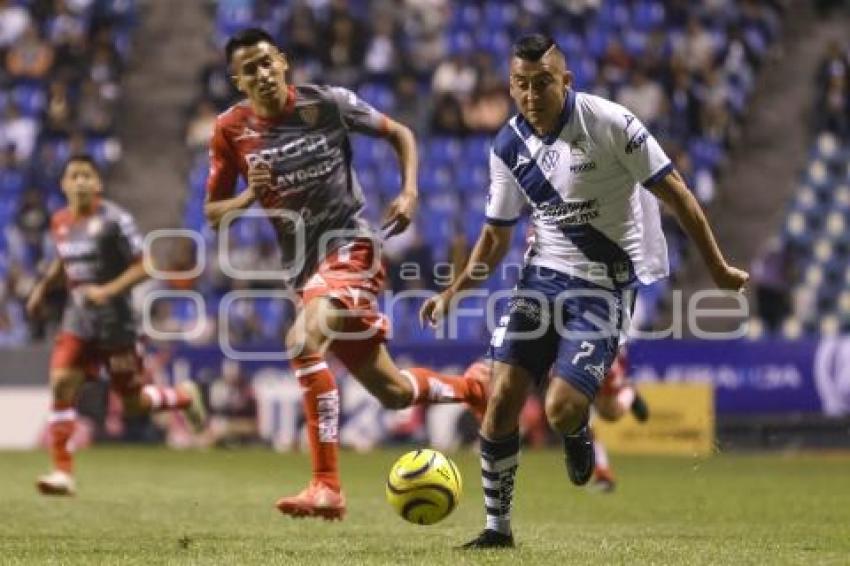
[594,396,624,421]
[366,380,410,410]
[483,391,524,438]
[50,370,84,402]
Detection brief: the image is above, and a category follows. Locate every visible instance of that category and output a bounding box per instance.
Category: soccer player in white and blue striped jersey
[420,34,748,548]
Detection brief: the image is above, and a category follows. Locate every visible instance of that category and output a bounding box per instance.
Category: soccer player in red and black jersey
[27,156,206,496]
[205,28,488,520]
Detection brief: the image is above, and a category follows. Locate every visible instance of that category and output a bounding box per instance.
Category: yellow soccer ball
[385,449,463,525]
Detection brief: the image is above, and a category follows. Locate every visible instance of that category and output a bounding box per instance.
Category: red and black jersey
[51,199,143,345]
[207,84,391,288]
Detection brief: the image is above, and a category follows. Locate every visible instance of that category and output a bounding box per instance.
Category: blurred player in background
[204,28,488,521]
[421,34,749,548]
[27,155,206,496]
[589,347,649,492]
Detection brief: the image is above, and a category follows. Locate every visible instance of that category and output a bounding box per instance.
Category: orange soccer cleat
[463,361,491,422]
[275,481,346,521]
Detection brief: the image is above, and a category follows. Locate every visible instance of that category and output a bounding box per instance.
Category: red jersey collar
[251,85,297,124]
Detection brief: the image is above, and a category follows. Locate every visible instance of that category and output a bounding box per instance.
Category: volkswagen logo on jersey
[541,149,560,173]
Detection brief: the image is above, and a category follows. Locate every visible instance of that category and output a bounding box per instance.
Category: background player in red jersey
[204,28,488,520]
[589,347,649,492]
[27,155,206,496]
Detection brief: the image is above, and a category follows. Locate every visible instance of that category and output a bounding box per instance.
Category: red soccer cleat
[275,481,346,521]
[463,361,491,422]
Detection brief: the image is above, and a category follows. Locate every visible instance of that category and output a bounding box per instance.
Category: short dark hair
[513,33,557,61]
[62,154,100,177]
[225,27,276,65]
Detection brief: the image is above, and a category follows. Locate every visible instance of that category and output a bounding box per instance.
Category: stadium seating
[776,131,850,337]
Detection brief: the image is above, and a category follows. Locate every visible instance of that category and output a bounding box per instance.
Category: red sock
[593,440,614,481]
[292,354,340,492]
[48,403,76,474]
[140,384,191,411]
[401,367,485,406]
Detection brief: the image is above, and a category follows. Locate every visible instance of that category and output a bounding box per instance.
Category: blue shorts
[486,265,633,400]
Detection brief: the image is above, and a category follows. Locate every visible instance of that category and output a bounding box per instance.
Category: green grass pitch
[1,448,848,565]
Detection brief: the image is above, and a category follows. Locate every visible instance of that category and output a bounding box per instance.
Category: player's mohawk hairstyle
[225,27,276,64]
[512,33,557,62]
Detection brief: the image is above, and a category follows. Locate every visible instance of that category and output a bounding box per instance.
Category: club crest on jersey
[541,149,560,173]
[584,361,606,382]
[298,104,320,126]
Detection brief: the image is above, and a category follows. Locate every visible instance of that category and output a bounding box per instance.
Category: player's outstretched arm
[26,258,65,318]
[419,223,513,327]
[647,170,749,291]
[381,118,419,238]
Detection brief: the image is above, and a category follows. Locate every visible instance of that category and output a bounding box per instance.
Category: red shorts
[50,332,145,396]
[300,238,390,371]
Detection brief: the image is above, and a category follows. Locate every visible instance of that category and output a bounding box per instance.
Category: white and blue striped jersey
[485,90,672,289]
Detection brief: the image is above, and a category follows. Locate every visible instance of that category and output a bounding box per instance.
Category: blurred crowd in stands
[752,30,850,338]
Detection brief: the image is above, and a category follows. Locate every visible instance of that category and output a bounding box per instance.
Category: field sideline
[1,448,848,565]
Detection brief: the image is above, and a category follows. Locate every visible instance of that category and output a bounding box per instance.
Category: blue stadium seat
[455,4,481,29]
[0,169,25,195]
[11,83,46,117]
[584,27,611,59]
[426,137,463,168]
[622,29,648,58]
[631,0,665,32]
[355,165,378,194]
[463,210,486,242]
[423,189,460,217]
[571,57,599,90]
[594,2,630,30]
[556,32,585,61]
[454,163,488,195]
[420,210,453,249]
[447,29,474,55]
[357,83,395,112]
[688,137,724,172]
[462,136,492,163]
[419,165,452,193]
[377,163,402,198]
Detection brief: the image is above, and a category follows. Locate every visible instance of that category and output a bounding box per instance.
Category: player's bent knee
[545,391,590,433]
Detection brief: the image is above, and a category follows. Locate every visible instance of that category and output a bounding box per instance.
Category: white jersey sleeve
[484,150,526,225]
[605,107,672,187]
